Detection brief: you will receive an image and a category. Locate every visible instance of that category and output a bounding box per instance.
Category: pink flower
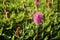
[33,12,43,25]
[35,0,39,3]
[34,0,39,4]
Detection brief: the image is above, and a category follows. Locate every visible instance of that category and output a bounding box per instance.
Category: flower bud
[34,0,39,7]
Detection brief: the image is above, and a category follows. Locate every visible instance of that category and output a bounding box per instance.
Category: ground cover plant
[0,0,60,40]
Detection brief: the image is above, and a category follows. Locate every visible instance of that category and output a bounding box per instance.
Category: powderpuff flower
[35,0,39,3]
[33,12,44,25]
[34,0,39,5]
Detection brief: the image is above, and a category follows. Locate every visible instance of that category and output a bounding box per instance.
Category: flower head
[34,0,39,5]
[33,12,43,25]
[35,0,39,3]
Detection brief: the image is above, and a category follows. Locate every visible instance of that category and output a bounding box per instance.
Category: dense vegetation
[0,0,60,40]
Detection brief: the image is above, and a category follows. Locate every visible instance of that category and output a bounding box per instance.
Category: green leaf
[10,12,16,19]
[44,36,48,40]
[0,27,3,35]
[29,30,34,37]
[33,35,36,40]
[11,36,15,40]
[16,12,24,22]
[46,26,51,32]
[6,21,13,30]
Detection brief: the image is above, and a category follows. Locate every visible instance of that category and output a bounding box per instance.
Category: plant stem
[3,0,6,14]
[36,25,38,40]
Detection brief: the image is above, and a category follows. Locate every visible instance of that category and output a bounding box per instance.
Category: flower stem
[36,25,38,40]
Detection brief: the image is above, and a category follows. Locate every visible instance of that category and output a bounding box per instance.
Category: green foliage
[0,27,3,35]
[0,0,60,40]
